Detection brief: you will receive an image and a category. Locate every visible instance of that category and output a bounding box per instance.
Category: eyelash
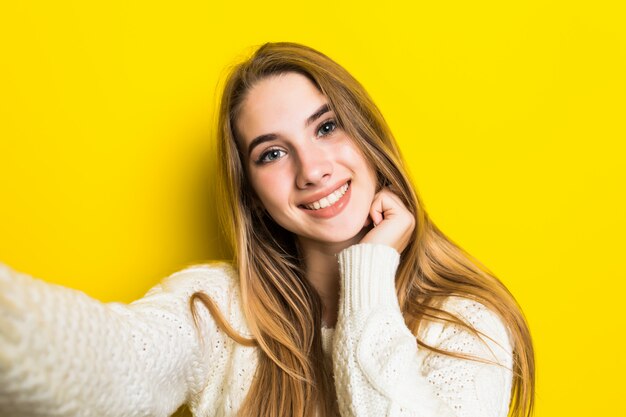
[316,118,338,138]
[255,118,338,165]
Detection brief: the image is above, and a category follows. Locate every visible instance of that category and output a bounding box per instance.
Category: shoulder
[156,261,252,337]
[420,295,514,368]
[131,261,243,322]
[158,261,239,296]
[441,296,511,340]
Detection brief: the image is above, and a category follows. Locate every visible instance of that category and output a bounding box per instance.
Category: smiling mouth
[300,182,350,210]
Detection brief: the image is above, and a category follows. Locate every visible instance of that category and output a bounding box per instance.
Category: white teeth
[304,182,349,210]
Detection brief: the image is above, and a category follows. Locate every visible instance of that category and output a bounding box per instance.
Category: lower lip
[300,182,351,219]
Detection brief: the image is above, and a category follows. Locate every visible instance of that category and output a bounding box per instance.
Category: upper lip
[299,180,350,206]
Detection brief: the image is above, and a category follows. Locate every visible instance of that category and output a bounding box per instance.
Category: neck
[297,228,369,328]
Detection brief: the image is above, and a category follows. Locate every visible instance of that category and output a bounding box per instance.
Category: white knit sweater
[0,243,514,417]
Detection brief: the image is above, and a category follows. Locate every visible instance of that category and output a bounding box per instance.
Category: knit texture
[0,243,514,417]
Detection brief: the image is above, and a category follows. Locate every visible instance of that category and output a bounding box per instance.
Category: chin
[312,223,369,245]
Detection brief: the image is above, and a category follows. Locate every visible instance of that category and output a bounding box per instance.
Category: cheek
[337,142,377,187]
[250,171,289,209]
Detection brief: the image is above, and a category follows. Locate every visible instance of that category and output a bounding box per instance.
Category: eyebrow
[247,103,331,159]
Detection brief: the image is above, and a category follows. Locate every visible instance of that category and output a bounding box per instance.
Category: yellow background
[1,1,624,416]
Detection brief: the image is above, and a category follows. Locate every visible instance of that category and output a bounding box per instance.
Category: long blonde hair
[191,42,535,417]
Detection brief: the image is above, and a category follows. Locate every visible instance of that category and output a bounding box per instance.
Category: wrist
[336,243,401,314]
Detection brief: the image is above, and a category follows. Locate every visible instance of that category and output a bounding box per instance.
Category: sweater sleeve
[332,243,514,417]
[0,262,230,417]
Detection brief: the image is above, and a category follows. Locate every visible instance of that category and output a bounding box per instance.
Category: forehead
[235,72,326,145]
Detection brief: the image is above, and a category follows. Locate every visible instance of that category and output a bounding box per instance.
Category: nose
[295,143,333,189]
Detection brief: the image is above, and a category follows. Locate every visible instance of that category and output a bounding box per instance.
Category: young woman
[0,42,535,417]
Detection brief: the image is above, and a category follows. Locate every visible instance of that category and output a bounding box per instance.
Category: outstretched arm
[0,263,223,417]
[332,243,514,417]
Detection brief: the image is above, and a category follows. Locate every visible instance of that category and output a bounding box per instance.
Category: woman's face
[235,72,378,246]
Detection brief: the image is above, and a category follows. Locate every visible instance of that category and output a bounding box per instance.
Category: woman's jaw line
[296,224,371,256]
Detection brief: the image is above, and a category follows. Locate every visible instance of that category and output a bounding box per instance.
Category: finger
[386,191,406,208]
[374,192,402,220]
[379,189,411,218]
[369,194,385,226]
[378,188,405,208]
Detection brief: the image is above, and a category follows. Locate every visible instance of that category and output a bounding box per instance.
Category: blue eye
[257,148,285,164]
[317,120,337,137]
